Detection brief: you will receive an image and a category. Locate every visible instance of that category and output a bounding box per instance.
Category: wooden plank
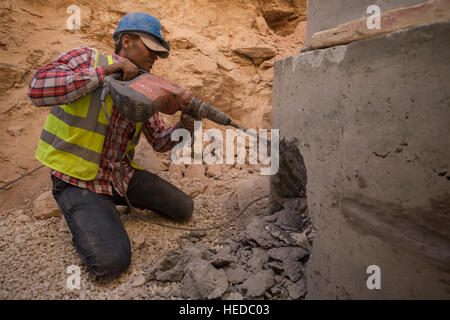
[310,0,450,50]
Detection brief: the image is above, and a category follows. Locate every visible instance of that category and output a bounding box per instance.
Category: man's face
[121,35,159,71]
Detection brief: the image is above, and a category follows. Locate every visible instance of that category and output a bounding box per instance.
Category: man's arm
[143,113,181,153]
[28,47,139,107]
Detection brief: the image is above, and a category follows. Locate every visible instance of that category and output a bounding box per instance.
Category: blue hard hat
[113,12,170,57]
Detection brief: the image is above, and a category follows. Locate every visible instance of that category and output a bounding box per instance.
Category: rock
[255,16,270,35]
[217,59,236,71]
[169,162,184,179]
[169,29,204,50]
[231,31,276,65]
[265,224,297,246]
[181,257,229,299]
[205,164,223,178]
[6,126,25,137]
[225,265,249,284]
[211,250,234,268]
[242,217,275,249]
[247,248,268,273]
[181,242,214,261]
[273,203,304,231]
[266,261,284,274]
[0,63,26,95]
[260,58,274,69]
[267,247,308,282]
[179,231,206,243]
[132,275,146,288]
[184,164,206,180]
[233,175,269,211]
[15,209,32,223]
[287,278,307,299]
[33,191,61,219]
[223,292,243,300]
[289,231,309,249]
[132,235,146,248]
[147,250,185,282]
[187,182,208,198]
[242,269,275,298]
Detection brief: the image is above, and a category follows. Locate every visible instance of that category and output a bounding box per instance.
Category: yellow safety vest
[35,49,144,180]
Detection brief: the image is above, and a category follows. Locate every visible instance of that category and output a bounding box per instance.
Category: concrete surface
[272,21,450,299]
[306,0,427,47]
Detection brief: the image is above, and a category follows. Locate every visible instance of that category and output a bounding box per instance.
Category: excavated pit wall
[273,19,450,299]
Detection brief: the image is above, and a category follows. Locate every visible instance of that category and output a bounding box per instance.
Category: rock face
[33,191,61,219]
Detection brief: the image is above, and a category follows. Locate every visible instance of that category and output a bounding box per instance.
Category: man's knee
[174,195,194,221]
[89,248,131,278]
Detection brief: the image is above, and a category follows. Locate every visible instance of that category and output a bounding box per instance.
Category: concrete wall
[306,0,426,47]
[272,21,450,299]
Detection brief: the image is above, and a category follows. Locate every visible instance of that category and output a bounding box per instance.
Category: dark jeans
[51,169,194,278]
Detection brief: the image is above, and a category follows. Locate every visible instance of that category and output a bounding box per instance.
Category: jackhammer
[99,71,269,231]
[100,70,258,137]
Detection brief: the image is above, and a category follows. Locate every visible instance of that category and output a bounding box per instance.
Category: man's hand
[180,112,201,135]
[103,58,139,81]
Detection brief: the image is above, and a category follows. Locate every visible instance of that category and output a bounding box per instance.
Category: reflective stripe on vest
[35,49,144,180]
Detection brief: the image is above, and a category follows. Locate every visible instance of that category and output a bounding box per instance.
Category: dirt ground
[0,0,306,299]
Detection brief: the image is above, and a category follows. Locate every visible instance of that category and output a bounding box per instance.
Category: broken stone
[155,264,185,282]
[247,248,268,273]
[132,275,146,288]
[205,164,223,178]
[267,247,308,282]
[234,175,269,212]
[169,162,184,179]
[273,204,304,232]
[242,217,275,249]
[223,292,243,300]
[242,269,275,298]
[132,235,146,248]
[255,16,270,35]
[33,191,61,219]
[181,257,229,299]
[211,250,234,268]
[184,164,206,180]
[265,224,297,246]
[266,260,284,274]
[287,278,307,299]
[225,265,249,284]
[187,182,208,198]
[181,242,214,262]
[289,231,309,249]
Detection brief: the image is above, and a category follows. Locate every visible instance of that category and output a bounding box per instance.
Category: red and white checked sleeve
[27,47,105,107]
[143,113,181,153]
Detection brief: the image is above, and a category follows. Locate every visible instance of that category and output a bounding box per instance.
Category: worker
[28,12,199,278]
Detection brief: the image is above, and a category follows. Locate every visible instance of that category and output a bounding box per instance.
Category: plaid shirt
[28,47,180,197]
